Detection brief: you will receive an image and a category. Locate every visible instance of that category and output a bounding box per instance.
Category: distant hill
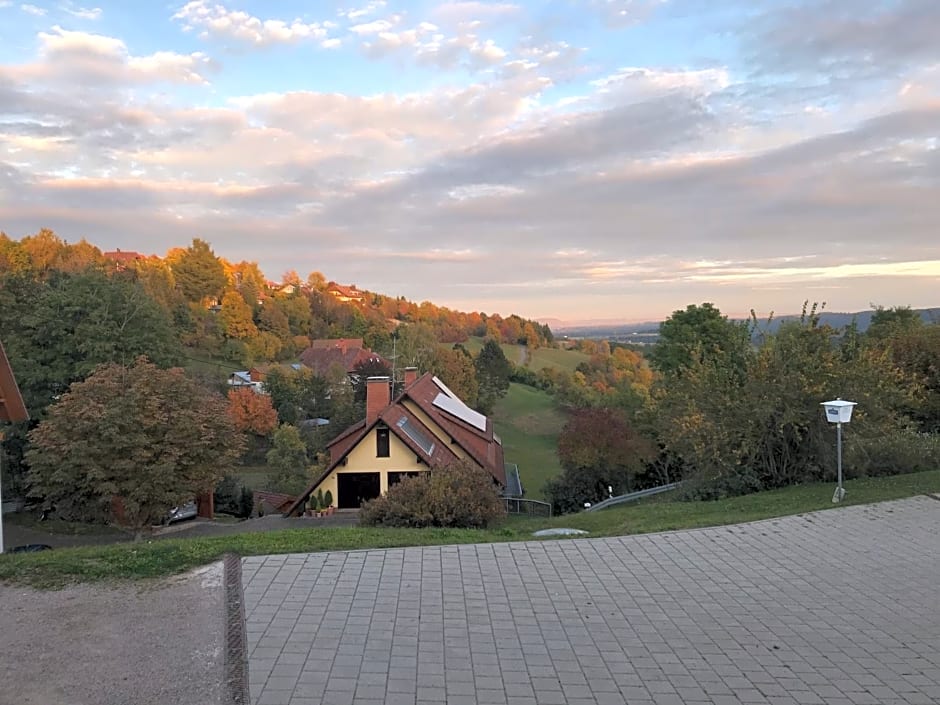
[554,308,940,345]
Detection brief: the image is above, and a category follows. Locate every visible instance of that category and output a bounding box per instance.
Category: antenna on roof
[391,333,397,396]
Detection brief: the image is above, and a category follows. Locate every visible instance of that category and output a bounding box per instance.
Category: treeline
[0,229,553,369]
[515,303,940,513]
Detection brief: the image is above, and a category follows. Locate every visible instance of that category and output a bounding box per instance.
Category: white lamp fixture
[821,398,857,503]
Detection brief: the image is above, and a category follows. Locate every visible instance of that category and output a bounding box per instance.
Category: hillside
[492,383,566,500]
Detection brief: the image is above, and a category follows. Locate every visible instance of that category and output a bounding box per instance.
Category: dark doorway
[337,472,381,508]
[388,471,423,487]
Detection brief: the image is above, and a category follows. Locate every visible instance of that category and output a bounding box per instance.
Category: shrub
[213,475,255,518]
[845,429,940,477]
[544,464,634,515]
[360,461,505,528]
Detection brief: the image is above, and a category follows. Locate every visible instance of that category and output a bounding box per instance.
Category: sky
[1,1,938,325]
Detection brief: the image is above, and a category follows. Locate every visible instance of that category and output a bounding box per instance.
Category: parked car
[164,501,198,524]
[9,543,52,553]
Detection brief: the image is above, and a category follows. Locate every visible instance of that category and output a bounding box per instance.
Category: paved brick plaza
[243,497,940,705]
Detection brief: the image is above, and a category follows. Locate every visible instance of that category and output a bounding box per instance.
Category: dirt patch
[0,562,226,705]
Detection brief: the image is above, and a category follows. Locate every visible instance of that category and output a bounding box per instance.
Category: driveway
[242,496,940,705]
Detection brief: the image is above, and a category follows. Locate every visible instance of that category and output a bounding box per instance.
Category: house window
[376,427,390,457]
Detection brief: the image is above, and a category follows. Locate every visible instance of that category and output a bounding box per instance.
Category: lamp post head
[821,399,857,424]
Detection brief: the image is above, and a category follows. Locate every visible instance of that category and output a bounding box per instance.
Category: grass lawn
[492,383,566,499]
[181,347,241,382]
[2,470,937,589]
[233,465,275,491]
[459,337,589,373]
[526,346,590,373]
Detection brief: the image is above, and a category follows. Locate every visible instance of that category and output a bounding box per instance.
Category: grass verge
[2,470,937,589]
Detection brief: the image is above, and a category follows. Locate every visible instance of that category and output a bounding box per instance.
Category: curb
[223,553,250,705]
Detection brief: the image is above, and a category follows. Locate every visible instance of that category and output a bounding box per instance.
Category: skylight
[432,392,487,432]
[396,416,436,456]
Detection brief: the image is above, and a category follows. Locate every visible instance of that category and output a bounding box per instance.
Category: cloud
[3,1,940,321]
[585,0,666,28]
[17,26,215,85]
[20,3,46,15]
[340,1,387,21]
[173,0,334,48]
[63,5,102,20]
[746,0,940,82]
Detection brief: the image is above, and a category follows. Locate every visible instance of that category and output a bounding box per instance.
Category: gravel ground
[0,562,227,705]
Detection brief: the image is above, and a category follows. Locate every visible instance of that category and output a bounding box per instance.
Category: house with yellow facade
[286,368,506,513]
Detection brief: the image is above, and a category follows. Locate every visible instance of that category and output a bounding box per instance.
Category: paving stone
[243,498,940,705]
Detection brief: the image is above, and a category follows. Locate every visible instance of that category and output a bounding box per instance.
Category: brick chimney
[403,367,418,386]
[366,376,391,424]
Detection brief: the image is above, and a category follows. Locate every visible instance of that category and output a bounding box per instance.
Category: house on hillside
[228,367,267,393]
[299,339,388,380]
[285,369,506,514]
[102,249,145,270]
[327,283,364,303]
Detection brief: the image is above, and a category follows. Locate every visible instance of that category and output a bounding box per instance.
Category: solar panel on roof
[396,416,436,455]
[432,392,487,432]
[431,375,458,398]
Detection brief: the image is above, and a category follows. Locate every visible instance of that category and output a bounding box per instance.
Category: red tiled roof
[308,338,364,350]
[299,342,387,376]
[0,339,28,423]
[328,283,363,298]
[102,250,144,263]
[254,490,297,512]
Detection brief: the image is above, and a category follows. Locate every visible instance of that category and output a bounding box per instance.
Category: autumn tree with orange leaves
[227,386,278,437]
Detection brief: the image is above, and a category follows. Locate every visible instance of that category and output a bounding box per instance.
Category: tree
[0,269,182,416]
[545,408,654,514]
[351,357,393,402]
[429,347,478,407]
[395,323,440,372]
[653,315,916,497]
[170,238,228,303]
[26,357,244,537]
[263,366,332,425]
[219,290,258,340]
[475,339,512,414]
[867,305,923,341]
[227,387,278,437]
[266,424,310,495]
[650,303,751,378]
[869,322,940,432]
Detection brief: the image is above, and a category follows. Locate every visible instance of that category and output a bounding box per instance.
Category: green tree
[266,424,310,495]
[654,315,916,497]
[650,303,751,378]
[429,347,478,406]
[171,238,228,303]
[264,366,331,425]
[394,323,440,372]
[474,339,512,414]
[351,357,393,402]
[0,269,182,416]
[219,290,258,340]
[26,357,244,538]
[866,305,923,341]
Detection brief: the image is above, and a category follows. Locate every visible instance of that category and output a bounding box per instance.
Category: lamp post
[821,399,857,503]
